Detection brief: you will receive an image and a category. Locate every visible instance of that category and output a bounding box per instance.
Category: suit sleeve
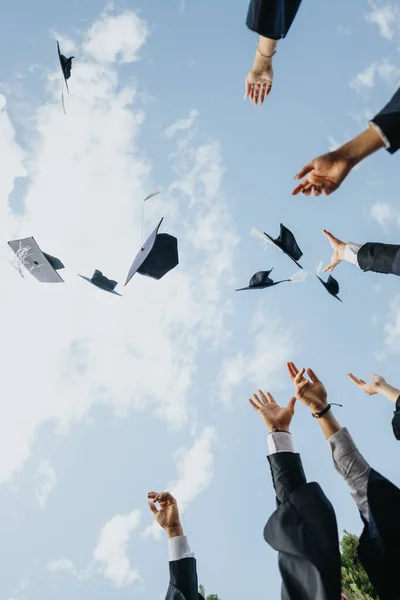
[265,453,342,600]
[356,242,400,275]
[392,396,400,440]
[167,558,199,600]
[246,0,302,39]
[370,86,400,154]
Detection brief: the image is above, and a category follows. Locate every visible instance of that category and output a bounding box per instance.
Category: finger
[322,263,336,273]
[249,398,260,411]
[300,183,315,196]
[287,396,297,412]
[296,380,309,396]
[265,391,277,405]
[244,80,251,100]
[252,392,264,407]
[148,501,159,516]
[287,362,297,380]
[292,180,311,195]
[294,368,306,385]
[347,373,362,386]
[311,186,322,197]
[307,368,321,384]
[259,83,267,106]
[265,82,272,97]
[253,82,261,106]
[294,163,313,181]
[372,374,381,381]
[147,491,159,499]
[322,230,341,247]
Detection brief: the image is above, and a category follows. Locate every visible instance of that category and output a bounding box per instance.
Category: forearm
[258,36,278,57]
[336,126,385,166]
[316,411,370,521]
[379,382,400,404]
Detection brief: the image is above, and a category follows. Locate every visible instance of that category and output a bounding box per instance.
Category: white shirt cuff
[267,431,295,454]
[369,121,390,150]
[344,243,362,267]
[168,536,194,561]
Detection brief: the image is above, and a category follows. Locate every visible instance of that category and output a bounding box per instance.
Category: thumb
[372,374,382,381]
[322,230,340,248]
[294,162,313,180]
[288,396,297,412]
[148,501,159,517]
[323,262,336,273]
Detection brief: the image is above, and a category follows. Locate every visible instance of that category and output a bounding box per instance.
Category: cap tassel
[288,270,308,284]
[316,261,324,276]
[250,227,277,250]
[10,243,43,277]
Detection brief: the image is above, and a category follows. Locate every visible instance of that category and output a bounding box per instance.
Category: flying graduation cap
[125,217,179,286]
[236,268,307,291]
[317,274,342,303]
[8,237,65,282]
[57,41,74,93]
[251,224,303,269]
[79,270,122,296]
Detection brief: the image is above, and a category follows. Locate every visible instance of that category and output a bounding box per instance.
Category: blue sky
[0,0,399,599]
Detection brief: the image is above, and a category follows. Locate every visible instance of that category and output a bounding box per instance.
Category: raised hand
[245,61,273,106]
[347,373,386,396]
[287,362,328,413]
[147,491,183,538]
[292,151,355,197]
[249,390,296,432]
[322,230,346,273]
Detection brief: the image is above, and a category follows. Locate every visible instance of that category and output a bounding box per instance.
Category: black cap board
[8,236,65,283]
[79,270,121,296]
[263,223,303,269]
[125,217,179,285]
[57,41,74,93]
[236,269,288,291]
[317,274,342,302]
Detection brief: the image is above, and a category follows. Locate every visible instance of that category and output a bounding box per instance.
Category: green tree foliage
[199,583,220,600]
[340,531,378,600]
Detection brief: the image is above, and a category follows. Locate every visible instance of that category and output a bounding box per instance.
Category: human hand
[287,362,328,413]
[347,373,386,396]
[147,491,183,538]
[292,151,355,197]
[245,59,273,106]
[322,230,346,273]
[249,390,296,432]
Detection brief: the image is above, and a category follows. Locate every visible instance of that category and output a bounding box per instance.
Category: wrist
[337,127,385,165]
[269,426,291,433]
[166,525,184,539]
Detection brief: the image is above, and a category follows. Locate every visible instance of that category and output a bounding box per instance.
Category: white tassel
[250,227,277,250]
[289,270,308,283]
[10,243,43,277]
[316,261,324,276]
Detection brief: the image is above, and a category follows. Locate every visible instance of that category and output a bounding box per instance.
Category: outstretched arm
[287,363,371,521]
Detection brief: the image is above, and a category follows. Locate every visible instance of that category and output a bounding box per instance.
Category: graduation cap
[317,274,342,302]
[79,270,122,296]
[236,268,307,291]
[8,237,65,282]
[125,217,179,286]
[57,41,74,93]
[252,224,303,269]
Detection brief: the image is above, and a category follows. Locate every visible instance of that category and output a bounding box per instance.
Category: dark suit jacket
[371,86,400,154]
[392,396,400,440]
[357,242,400,276]
[264,452,342,600]
[165,558,202,600]
[358,469,400,600]
[247,0,302,39]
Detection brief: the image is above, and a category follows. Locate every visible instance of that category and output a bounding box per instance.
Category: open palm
[249,390,296,432]
[287,362,328,413]
[347,373,386,396]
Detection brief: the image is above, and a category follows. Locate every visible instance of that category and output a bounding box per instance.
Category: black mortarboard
[125,217,179,285]
[79,270,121,296]
[317,274,342,302]
[8,236,65,282]
[236,269,288,291]
[57,41,74,93]
[263,223,303,269]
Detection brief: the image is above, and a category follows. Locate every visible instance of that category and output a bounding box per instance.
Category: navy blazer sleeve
[165,558,199,600]
[371,86,400,154]
[246,0,302,39]
[357,242,400,275]
[392,396,400,440]
[265,453,342,600]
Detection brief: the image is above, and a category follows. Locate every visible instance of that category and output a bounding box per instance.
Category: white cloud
[92,509,142,588]
[163,109,199,139]
[143,427,216,539]
[83,11,150,64]
[370,201,400,231]
[218,309,294,406]
[0,7,237,487]
[350,59,400,91]
[47,559,77,576]
[377,294,400,359]
[365,1,400,40]
[35,459,56,508]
